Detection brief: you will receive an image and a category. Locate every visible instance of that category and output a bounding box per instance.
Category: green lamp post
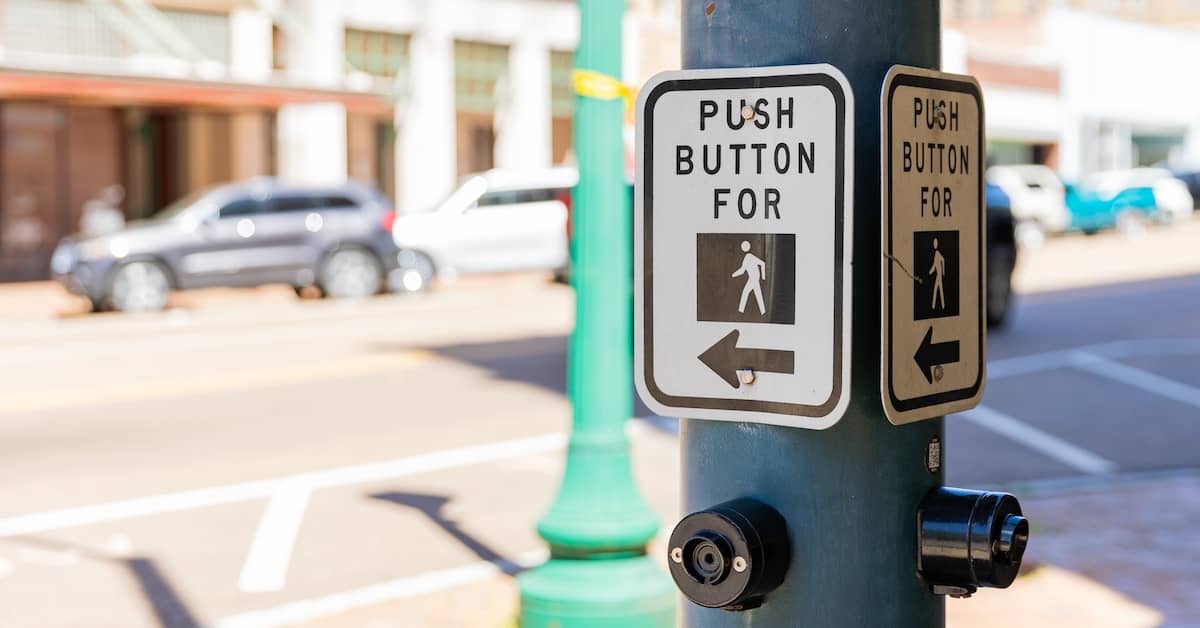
[515,0,676,626]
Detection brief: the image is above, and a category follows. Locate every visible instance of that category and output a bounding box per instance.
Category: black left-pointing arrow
[914,326,960,384]
[698,329,795,389]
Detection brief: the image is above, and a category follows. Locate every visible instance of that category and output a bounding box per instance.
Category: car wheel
[109,261,171,313]
[986,241,1015,328]
[319,248,382,300]
[1014,219,1046,249]
[1115,210,1147,237]
[390,250,435,293]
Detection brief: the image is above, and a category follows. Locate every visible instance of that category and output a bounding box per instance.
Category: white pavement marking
[1070,351,1200,410]
[0,433,565,538]
[0,556,12,578]
[1095,338,1200,361]
[15,546,80,566]
[210,549,547,628]
[986,350,1076,380]
[984,338,1200,381]
[238,482,312,593]
[958,405,1118,475]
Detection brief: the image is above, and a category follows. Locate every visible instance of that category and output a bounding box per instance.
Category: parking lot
[0,221,1198,627]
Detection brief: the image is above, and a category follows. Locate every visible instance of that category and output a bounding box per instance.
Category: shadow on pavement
[126,557,200,628]
[426,335,568,397]
[420,334,664,422]
[370,491,525,575]
[13,537,198,628]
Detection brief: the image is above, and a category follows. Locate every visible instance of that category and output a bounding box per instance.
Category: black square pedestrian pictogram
[913,230,959,321]
[696,233,795,325]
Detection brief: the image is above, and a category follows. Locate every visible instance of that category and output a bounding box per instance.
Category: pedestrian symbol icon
[930,237,946,311]
[695,233,796,325]
[733,241,767,315]
[913,230,959,320]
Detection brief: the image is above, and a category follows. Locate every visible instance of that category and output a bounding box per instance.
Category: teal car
[1064,183,1157,234]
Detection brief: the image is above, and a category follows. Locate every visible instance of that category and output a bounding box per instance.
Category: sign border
[636,65,853,428]
[881,65,986,424]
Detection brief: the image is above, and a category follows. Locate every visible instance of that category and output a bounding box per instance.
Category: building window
[454,40,510,114]
[550,49,575,164]
[550,50,575,118]
[345,28,411,79]
[454,40,510,175]
[1,0,133,60]
[159,8,230,64]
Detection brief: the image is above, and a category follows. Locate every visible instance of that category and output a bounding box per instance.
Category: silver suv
[52,179,402,312]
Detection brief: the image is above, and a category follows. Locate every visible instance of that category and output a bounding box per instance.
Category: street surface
[1,220,1199,627]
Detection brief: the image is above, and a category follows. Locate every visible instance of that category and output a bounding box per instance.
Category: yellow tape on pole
[572,69,635,110]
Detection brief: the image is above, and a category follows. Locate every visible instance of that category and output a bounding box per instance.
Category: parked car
[1170,169,1200,209]
[51,179,401,312]
[986,164,1072,247]
[390,168,576,289]
[985,181,1018,328]
[1064,180,1158,235]
[1080,167,1193,225]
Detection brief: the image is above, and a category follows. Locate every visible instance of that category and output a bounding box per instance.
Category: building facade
[944,2,1200,178]
[0,0,674,281]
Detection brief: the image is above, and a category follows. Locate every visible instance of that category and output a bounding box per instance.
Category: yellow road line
[0,350,435,416]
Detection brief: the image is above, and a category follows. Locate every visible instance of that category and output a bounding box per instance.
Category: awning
[0,68,393,114]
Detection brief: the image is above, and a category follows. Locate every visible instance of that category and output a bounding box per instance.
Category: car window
[311,196,359,211]
[153,187,215,221]
[271,195,317,213]
[219,198,265,218]
[524,188,561,203]
[476,187,563,208]
[476,190,519,207]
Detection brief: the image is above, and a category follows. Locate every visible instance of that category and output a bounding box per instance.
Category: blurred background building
[0,0,681,281]
[944,0,1200,177]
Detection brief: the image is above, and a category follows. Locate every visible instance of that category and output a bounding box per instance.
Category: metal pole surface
[680,2,945,626]
[517,0,675,625]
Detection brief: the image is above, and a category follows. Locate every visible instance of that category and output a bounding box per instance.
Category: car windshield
[430,176,488,213]
[150,188,214,221]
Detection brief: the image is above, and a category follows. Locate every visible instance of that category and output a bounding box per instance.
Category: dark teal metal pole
[680,2,945,626]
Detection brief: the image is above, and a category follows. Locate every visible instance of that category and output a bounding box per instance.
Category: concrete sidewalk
[234,471,1194,628]
[1012,215,1200,295]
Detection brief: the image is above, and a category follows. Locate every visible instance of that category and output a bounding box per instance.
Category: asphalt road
[0,260,1198,626]
[949,272,1200,486]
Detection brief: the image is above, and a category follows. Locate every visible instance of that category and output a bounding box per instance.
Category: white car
[986,165,1072,247]
[391,168,577,290]
[1081,167,1194,225]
